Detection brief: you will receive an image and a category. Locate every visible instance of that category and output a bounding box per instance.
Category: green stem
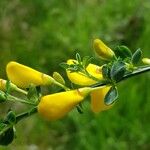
[15,87,27,95]
[7,95,37,106]
[0,108,37,136]
[16,107,37,123]
[53,80,70,91]
[91,66,150,88]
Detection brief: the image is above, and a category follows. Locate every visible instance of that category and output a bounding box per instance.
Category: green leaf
[0,127,15,145]
[114,45,132,59]
[104,86,118,105]
[82,56,90,68]
[132,48,142,65]
[82,56,93,68]
[110,61,126,82]
[76,53,82,64]
[102,65,111,79]
[5,111,16,125]
[59,63,70,69]
[27,84,39,102]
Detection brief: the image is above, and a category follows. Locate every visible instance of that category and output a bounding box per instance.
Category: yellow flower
[38,87,91,121]
[93,39,115,61]
[6,61,54,88]
[66,59,103,86]
[0,79,17,91]
[142,58,150,65]
[66,59,114,113]
[90,86,113,113]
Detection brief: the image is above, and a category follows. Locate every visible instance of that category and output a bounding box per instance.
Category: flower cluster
[0,38,150,145]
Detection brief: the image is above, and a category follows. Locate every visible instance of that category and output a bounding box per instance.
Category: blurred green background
[0,0,150,149]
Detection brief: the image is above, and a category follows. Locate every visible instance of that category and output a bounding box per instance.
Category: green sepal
[104,86,118,105]
[132,48,142,65]
[53,72,65,85]
[27,84,39,103]
[5,80,11,96]
[5,111,16,125]
[0,91,6,103]
[114,45,132,59]
[110,61,126,82]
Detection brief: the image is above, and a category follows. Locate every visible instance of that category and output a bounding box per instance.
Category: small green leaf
[104,86,118,105]
[5,111,16,125]
[59,63,70,69]
[102,65,111,79]
[0,127,15,145]
[132,48,142,65]
[76,53,82,64]
[114,45,132,59]
[110,61,126,82]
[82,56,93,68]
[82,56,90,68]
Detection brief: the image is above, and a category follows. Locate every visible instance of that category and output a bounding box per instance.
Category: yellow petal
[66,59,103,86]
[90,86,113,113]
[6,61,54,88]
[38,88,90,121]
[93,39,115,60]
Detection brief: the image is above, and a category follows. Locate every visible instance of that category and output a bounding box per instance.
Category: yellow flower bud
[38,87,91,121]
[93,39,115,61]
[66,59,103,86]
[90,86,113,113]
[0,79,17,91]
[142,58,150,65]
[6,61,54,88]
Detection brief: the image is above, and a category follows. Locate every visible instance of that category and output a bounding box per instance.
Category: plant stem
[91,66,150,88]
[53,80,70,91]
[15,87,27,95]
[16,107,37,123]
[7,95,37,106]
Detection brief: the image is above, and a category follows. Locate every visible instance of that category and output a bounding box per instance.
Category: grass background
[0,0,150,149]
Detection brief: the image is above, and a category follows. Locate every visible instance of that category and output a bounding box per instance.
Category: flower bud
[93,39,115,61]
[90,86,113,113]
[38,87,91,121]
[66,59,103,86]
[142,58,150,65]
[6,61,54,88]
[0,79,17,91]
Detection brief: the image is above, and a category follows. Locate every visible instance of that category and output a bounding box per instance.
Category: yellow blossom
[38,87,91,121]
[90,86,113,113]
[6,61,54,88]
[66,59,103,86]
[93,39,115,61]
[142,58,150,65]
